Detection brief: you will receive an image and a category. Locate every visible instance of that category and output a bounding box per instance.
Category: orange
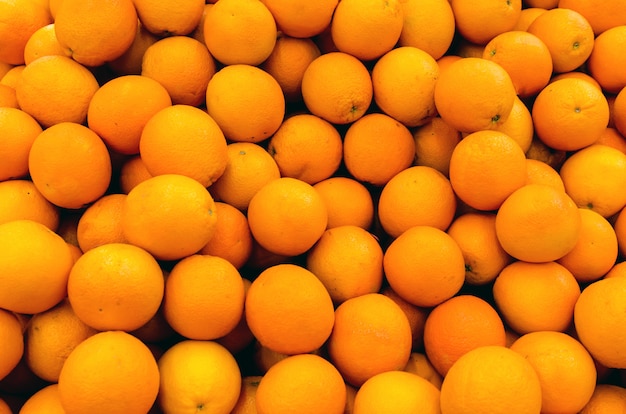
[527,7,595,73]
[449,130,528,211]
[372,46,439,127]
[209,142,281,211]
[0,107,43,181]
[158,340,241,413]
[614,206,626,258]
[0,65,24,89]
[381,286,429,351]
[574,276,626,368]
[306,225,384,304]
[439,345,542,414]
[25,298,98,383]
[0,0,52,65]
[510,331,597,413]
[0,179,59,231]
[493,260,581,334]
[524,158,565,191]
[433,57,517,133]
[580,384,626,413]
[403,352,443,389]
[76,193,128,252]
[54,0,137,67]
[0,62,11,80]
[163,254,245,340]
[596,127,626,154]
[58,330,159,414]
[139,104,228,187]
[383,225,465,307]
[141,35,216,107]
[15,55,99,127]
[353,370,441,414]
[255,353,347,414]
[23,23,71,65]
[0,84,17,108]
[260,34,321,102]
[312,176,374,230]
[118,154,153,194]
[413,116,462,177]
[482,30,553,98]
[230,375,262,414]
[252,342,290,374]
[87,74,172,155]
[605,260,626,279]
[0,309,24,382]
[559,144,626,218]
[398,0,455,60]
[245,263,335,355]
[121,174,218,261]
[446,212,513,286]
[342,113,416,186]
[28,122,112,209]
[19,384,65,414]
[0,219,73,314]
[449,0,522,45]
[614,86,626,138]
[215,277,255,355]
[495,184,582,263]
[550,69,602,89]
[493,96,534,156]
[267,113,343,185]
[531,77,610,151]
[525,136,568,170]
[206,64,285,143]
[587,25,626,94]
[423,295,507,377]
[107,21,160,76]
[512,7,548,31]
[330,0,403,61]
[558,0,626,35]
[557,208,618,283]
[301,51,373,125]
[260,0,338,38]
[378,165,457,238]
[67,242,164,331]
[327,293,412,387]
[199,201,253,269]
[203,0,277,66]
[247,177,328,257]
[132,0,205,36]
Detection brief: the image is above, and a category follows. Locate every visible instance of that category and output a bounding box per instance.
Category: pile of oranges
[2,0,626,412]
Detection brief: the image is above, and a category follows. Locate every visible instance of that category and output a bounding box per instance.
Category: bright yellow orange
[260,0,338,38]
[133,0,205,36]
[0,308,24,382]
[327,293,412,387]
[342,113,416,186]
[353,370,441,414]
[25,299,98,383]
[0,107,43,181]
[87,74,172,155]
[58,331,160,414]
[399,0,455,60]
[424,295,507,377]
[141,35,216,107]
[0,219,73,314]
[383,225,465,308]
[493,260,581,334]
[203,0,277,66]
[23,23,70,65]
[495,184,582,263]
[247,177,328,257]
[306,225,384,304]
[163,254,245,340]
[449,130,528,211]
[15,55,99,127]
[121,174,218,261]
[0,0,52,65]
[301,51,373,125]
[0,179,59,231]
[413,116,462,177]
[439,345,543,414]
[76,193,127,253]
[28,122,112,209]
[378,165,457,238]
[267,113,343,185]
[206,64,285,143]
[209,142,281,211]
[54,0,137,67]
[245,263,335,355]
[255,353,347,414]
[449,0,522,45]
[433,57,517,133]
[312,176,375,230]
